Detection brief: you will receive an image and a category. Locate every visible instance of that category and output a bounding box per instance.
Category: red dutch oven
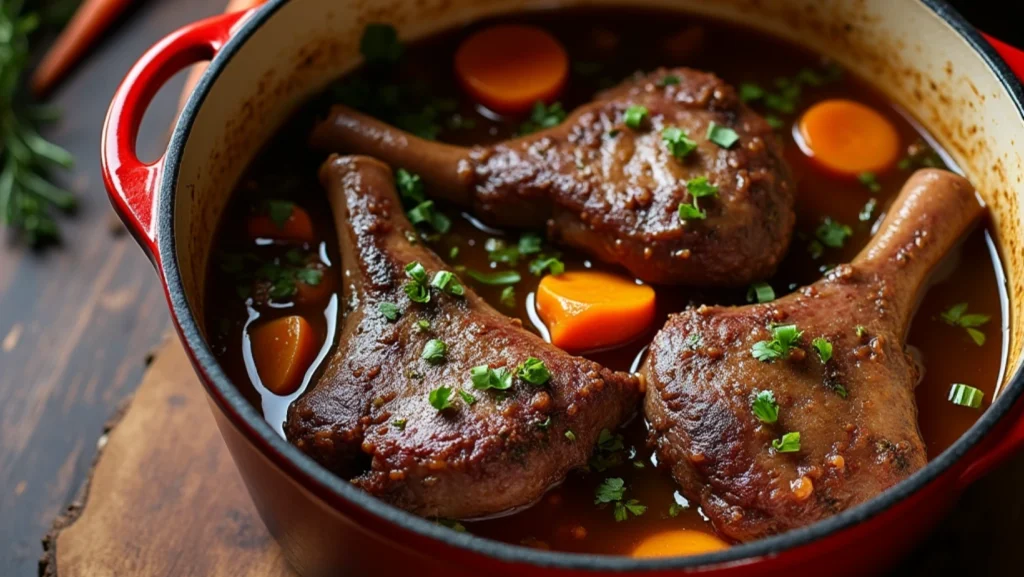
[102,1,1024,575]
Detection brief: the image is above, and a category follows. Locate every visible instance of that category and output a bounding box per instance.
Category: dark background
[0,1,1021,575]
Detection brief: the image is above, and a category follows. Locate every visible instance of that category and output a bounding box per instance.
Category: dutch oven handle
[100,8,257,263]
[958,33,1024,487]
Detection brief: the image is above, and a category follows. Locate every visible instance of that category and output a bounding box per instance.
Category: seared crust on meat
[285,155,641,519]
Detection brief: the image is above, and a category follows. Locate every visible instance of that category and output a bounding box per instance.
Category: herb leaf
[816,217,853,249]
[519,101,566,135]
[516,357,551,386]
[267,200,294,229]
[662,127,698,160]
[499,286,516,308]
[395,168,425,204]
[407,200,452,234]
[428,386,455,411]
[858,172,882,193]
[594,478,626,504]
[360,23,403,65]
[940,303,990,346]
[751,324,804,362]
[421,339,448,364]
[706,122,740,148]
[747,282,775,303]
[772,432,801,453]
[458,390,477,405]
[812,337,833,363]
[752,390,779,424]
[467,269,521,285]
[623,104,649,130]
[529,256,565,276]
[470,365,513,391]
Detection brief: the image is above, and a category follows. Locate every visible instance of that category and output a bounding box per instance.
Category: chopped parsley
[662,127,698,160]
[751,323,804,362]
[816,217,853,249]
[499,286,516,308]
[421,339,448,364]
[516,357,551,386]
[858,172,882,193]
[485,238,520,265]
[812,337,833,363]
[470,365,513,391]
[859,198,878,222]
[948,383,984,409]
[448,246,459,260]
[404,261,430,303]
[430,270,464,296]
[458,390,477,405]
[765,115,785,129]
[752,390,779,424]
[416,319,430,332]
[529,255,565,276]
[658,75,681,87]
[589,428,626,472]
[855,325,868,338]
[518,233,543,255]
[772,432,801,453]
[519,101,566,135]
[747,282,775,303]
[378,302,401,321]
[940,302,990,346]
[677,176,719,222]
[428,386,455,411]
[668,503,687,518]
[623,104,649,129]
[594,478,645,522]
[706,122,740,148]
[467,269,521,285]
[739,83,765,102]
[392,418,407,430]
[395,169,426,205]
[898,140,945,170]
[565,430,577,442]
[266,200,294,228]
[407,200,451,234]
[360,23,403,65]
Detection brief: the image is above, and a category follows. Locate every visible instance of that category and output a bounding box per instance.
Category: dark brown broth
[203,7,1007,556]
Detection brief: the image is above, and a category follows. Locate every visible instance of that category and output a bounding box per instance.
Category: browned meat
[285,155,642,519]
[642,169,983,542]
[310,68,794,286]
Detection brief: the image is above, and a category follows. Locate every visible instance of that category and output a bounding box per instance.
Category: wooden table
[0,1,1021,575]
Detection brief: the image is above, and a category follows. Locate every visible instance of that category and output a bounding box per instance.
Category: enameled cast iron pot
[102,1,1024,575]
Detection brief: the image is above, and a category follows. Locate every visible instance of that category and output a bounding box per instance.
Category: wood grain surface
[0,1,1022,576]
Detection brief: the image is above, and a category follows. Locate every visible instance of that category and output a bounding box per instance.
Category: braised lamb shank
[310,68,794,286]
[642,169,983,542]
[285,155,641,519]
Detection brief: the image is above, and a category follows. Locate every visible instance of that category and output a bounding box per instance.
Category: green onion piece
[467,269,521,285]
[948,383,984,409]
[565,429,577,442]
[812,337,833,363]
[529,256,565,276]
[747,282,775,303]
[706,122,740,148]
[421,339,448,364]
[623,104,649,129]
[405,261,427,283]
[662,127,697,159]
[772,432,801,453]
[752,390,779,424]
[392,418,407,430]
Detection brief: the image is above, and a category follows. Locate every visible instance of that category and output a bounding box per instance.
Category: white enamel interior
[172,0,1024,394]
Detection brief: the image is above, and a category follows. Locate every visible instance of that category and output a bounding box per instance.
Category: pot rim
[158,0,1024,570]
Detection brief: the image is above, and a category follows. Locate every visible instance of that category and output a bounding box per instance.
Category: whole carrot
[31,0,136,97]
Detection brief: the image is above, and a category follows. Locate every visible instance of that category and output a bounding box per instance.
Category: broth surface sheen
[204,7,1007,556]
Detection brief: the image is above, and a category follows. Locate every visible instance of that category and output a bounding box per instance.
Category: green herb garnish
[589,428,626,472]
[752,390,779,424]
[416,319,430,332]
[392,418,407,430]
[706,122,739,148]
[739,83,765,102]
[404,261,430,303]
[467,269,521,285]
[677,176,719,222]
[529,255,565,276]
[658,75,681,87]
[428,385,455,411]
[519,101,566,135]
[623,104,648,129]
[360,23,402,65]
[267,200,294,228]
[747,282,775,303]
[595,478,625,504]
[812,337,833,363]
[565,430,577,442]
[499,286,516,308]
[430,270,464,296]
[668,502,687,517]
[421,339,448,364]
[470,365,513,391]
[859,198,878,222]
[458,390,477,405]
[395,168,425,204]
[662,127,697,160]
[940,302,990,346]
[614,500,647,522]
[752,323,804,362]
[772,431,801,453]
[858,172,882,193]
[516,357,551,386]
[407,200,451,234]
[948,383,984,409]
[816,217,852,249]
[518,233,543,255]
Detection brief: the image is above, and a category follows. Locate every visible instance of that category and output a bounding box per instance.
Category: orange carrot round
[295,265,332,306]
[535,271,655,353]
[631,530,729,558]
[249,315,317,396]
[247,204,315,243]
[797,99,900,176]
[454,25,568,115]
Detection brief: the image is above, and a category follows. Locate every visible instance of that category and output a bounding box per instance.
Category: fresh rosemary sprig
[1,0,77,246]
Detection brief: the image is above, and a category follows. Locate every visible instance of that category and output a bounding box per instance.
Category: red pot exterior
[102,3,1024,577]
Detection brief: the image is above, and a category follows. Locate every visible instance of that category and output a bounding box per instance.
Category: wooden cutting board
[38,334,1024,577]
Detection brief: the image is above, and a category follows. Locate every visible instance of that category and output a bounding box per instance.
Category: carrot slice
[247,203,315,243]
[535,271,655,353]
[631,530,729,558]
[455,25,568,115]
[797,99,900,176]
[249,316,317,395]
[294,265,332,306]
